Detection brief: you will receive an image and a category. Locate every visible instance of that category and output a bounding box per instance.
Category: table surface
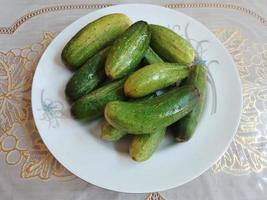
[0,1,266,199]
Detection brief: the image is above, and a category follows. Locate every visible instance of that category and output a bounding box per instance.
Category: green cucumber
[172,64,207,141]
[124,63,190,98]
[62,13,132,70]
[130,128,165,162]
[105,86,199,134]
[65,47,110,101]
[101,121,127,141]
[150,24,195,65]
[128,93,157,102]
[144,47,164,64]
[105,21,150,79]
[71,78,126,121]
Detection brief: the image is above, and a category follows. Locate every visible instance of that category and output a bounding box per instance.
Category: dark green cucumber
[124,63,190,98]
[71,78,126,121]
[172,64,207,141]
[105,21,151,79]
[105,86,200,134]
[65,47,110,101]
[128,93,157,102]
[143,47,164,64]
[101,121,127,141]
[62,13,131,70]
[150,24,195,65]
[130,128,165,162]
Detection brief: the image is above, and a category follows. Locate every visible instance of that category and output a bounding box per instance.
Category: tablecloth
[0,0,267,199]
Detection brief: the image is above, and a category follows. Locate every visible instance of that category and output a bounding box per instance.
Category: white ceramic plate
[32,4,242,193]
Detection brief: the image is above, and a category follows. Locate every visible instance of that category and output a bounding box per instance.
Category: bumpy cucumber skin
[65,47,110,101]
[62,13,132,70]
[172,64,207,141]
[144,47,164,64]
[124,63,190,98]
[150,24,195,65]
[71,78,126,122]
[130,128,165,162]
[101,121,126,141]
[105,86,200,134]
[105,21,151,79]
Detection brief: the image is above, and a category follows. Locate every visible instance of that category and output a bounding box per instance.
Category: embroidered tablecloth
[0,1,267,199]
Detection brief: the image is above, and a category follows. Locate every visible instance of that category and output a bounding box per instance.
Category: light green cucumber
[101,121,127,141]
[105,21,150,79]
[124,63,190,98]
[62,13,132,70]
[105,86,199,134]
[150,24,195,65]
[130,128,165,162]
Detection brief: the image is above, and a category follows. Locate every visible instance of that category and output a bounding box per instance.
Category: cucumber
[124,63,190,98]
[105,86,199,134]
[128,93,157,102]
[105,21,150,79]
[130,128,165,161]
[144,47,164,64]
[65,47,110,101]
[71,78,126,121]
[172,64,207,141]
[62,13,132,70]
[101,121,127,141]
[150,24,195,65]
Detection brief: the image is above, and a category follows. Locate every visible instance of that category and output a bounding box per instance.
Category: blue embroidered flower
[39,89,64,128]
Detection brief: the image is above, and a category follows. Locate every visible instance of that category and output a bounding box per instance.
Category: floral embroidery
[0,32,73,180]
[145,193,166,200]
[213,29,267,175]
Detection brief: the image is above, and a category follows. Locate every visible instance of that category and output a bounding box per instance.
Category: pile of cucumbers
[62,13,207,162]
